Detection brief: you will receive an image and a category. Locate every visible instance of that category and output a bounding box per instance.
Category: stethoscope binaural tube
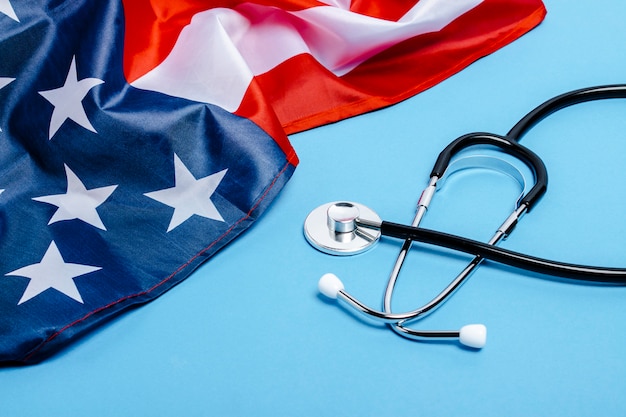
[430,133,547,210]
[379,132,547,346]
[318,272,487,349]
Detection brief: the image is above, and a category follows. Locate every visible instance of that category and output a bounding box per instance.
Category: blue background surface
[2,1,626,415]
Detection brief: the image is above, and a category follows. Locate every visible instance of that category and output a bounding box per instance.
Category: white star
[145,154,228,232]
[0,77,14,132]
[33,164,117,230]
[38,56,104,139]
[0,0,18,22]
[6,241,101,304]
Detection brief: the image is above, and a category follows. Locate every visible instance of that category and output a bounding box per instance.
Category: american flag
[0,0,545,364]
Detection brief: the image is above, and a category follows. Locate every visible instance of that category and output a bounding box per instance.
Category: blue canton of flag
[0,0,296,364]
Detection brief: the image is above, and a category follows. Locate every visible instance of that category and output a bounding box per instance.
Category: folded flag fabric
[0,0,545,364]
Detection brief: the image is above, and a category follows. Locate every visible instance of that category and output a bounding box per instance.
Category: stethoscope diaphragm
[303,201,381,256]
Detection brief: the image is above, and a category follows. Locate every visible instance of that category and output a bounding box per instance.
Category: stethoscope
[303,85,626,349]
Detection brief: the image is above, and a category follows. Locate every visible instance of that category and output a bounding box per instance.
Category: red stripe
[235,77,300,165]
[349,0,423,21]
[237,53,372,135]
[245,0,546,134]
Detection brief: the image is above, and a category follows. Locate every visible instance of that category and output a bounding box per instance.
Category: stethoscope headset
[304,85,626,349]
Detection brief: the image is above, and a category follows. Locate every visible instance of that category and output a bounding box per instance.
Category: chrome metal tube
[336,289,424,323]
[384,204,528,340]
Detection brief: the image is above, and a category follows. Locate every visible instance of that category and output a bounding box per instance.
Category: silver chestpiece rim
[304,201,382,255]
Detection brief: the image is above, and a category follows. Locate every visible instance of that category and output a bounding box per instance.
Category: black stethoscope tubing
[507,84,626,141]
[377,221,626,283]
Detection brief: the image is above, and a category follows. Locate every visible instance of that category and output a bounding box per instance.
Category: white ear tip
[318,273,344,299]
[459,324,487,349]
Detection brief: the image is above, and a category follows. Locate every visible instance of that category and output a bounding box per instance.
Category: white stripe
[131,0,483,112]
[131,10,254,112]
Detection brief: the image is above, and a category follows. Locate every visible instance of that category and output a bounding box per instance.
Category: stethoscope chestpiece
[303,201,381,255]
